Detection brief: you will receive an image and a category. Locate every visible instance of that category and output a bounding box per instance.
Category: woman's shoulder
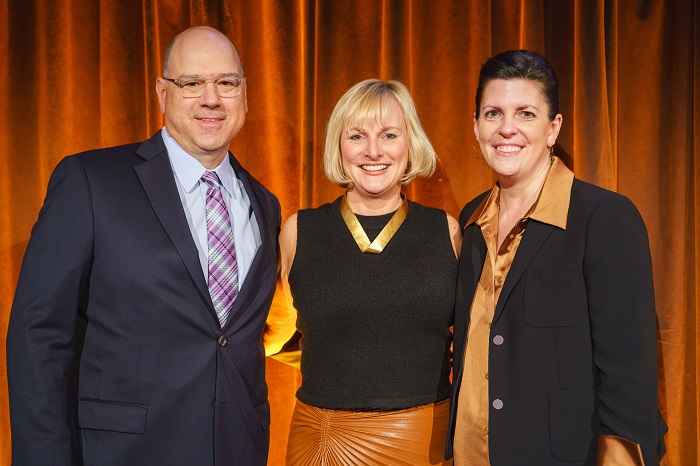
[568,179,650,239]
[281,198,341,243]
[407,200,457,227]
[296,197,342,221]
[407,201,462,257]
[458,190,490,226]
[292,197,346,243]
[407,199,446,217]
[571,178,640,214]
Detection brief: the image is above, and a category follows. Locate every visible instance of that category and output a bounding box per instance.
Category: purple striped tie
[201,171,238,327]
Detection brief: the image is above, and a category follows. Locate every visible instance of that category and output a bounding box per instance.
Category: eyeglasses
[162,76,245,98]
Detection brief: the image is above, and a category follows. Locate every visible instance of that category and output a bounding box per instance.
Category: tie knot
[201,171,221,188]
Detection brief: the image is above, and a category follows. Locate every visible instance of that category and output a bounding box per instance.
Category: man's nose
[200,82,223,106]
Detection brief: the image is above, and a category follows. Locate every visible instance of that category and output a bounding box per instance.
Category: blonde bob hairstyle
[323,79,437,187]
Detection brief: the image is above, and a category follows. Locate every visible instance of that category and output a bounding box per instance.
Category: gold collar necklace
[340,194,408,254]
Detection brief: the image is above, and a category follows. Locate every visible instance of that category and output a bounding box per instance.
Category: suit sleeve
[584,194,666,465]
[6,155,93,465]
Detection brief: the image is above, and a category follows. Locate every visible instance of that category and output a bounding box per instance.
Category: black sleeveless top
[289,197,458,410]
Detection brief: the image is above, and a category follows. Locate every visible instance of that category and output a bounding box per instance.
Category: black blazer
[6,131,281,465]
[446,178,666,465]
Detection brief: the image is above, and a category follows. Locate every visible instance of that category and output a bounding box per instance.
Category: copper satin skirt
[286,399,453,465]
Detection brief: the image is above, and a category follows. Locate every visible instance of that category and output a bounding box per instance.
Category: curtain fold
[1,1,697,464]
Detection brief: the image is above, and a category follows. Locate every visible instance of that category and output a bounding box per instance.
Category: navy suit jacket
[446,178,666,465]
[7,131,281,465]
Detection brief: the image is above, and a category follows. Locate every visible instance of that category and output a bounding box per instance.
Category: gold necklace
[339,194,408,254]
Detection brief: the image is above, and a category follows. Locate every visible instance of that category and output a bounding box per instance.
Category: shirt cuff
[596,434,644,465]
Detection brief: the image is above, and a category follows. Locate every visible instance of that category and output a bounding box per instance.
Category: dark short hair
[475,50,559,120]
[163,35,178,75]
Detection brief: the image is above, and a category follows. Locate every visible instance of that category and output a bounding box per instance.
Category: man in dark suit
[6,26,280,465]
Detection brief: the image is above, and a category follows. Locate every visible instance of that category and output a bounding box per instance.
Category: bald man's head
[163,26,243,77]
[156,26,248,168]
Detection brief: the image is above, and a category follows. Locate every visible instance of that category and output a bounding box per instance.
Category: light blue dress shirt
[161,127,261,286]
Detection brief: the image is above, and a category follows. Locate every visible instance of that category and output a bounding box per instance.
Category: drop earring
[474,146,484,160]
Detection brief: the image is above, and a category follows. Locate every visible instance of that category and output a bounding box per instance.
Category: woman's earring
[548,145,554,163]
[474,146,484,160]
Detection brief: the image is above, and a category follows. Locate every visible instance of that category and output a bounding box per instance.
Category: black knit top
[289,197,458,410]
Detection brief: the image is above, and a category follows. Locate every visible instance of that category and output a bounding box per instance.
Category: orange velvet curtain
[0,1,698,464]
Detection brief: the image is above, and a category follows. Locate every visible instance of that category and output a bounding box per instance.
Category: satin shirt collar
[464,156,574,230]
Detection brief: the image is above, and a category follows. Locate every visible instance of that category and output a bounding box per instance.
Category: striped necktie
[201,171,239,327]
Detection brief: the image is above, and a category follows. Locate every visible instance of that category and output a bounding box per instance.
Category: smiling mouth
[361,164,388,172]
[496,145,521,153]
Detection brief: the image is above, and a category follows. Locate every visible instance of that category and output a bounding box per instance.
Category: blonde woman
[279,79,461,465]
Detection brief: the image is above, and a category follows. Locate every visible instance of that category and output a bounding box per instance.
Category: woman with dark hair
[278,78,461,465]
[446,50,667,465]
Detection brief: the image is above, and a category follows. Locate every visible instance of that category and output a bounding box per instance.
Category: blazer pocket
[549,389,597,461]
[78,399,148,434]
[524,264,583,327]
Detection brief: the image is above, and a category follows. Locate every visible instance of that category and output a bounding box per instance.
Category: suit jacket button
[493,335,504,345]
[492,399,504,410]
[218,335,228,347]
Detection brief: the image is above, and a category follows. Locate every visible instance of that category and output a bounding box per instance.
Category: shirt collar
[464,156,574,230]
[161,126,238,198]
[529,156,573,229]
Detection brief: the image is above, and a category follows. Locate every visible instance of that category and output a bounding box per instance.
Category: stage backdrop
[0,0,698,464]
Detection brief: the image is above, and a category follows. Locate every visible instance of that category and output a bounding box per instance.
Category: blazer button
[492,399,504,410]
[493,335,504,345]
[218,335,228,347]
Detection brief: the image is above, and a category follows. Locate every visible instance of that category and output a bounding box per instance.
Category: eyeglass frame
[161,75,245,98]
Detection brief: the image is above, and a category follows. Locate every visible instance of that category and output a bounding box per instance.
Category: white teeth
[497,145,521,153]
[361,165,388,171]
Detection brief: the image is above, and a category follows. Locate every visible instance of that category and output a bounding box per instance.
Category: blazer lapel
[493,220,556,323]
[461,224,488,312]
[455,224,487,332]
[133,134,214,313]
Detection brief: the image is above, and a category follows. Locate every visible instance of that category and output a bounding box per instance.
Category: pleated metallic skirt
[286,399,453,465]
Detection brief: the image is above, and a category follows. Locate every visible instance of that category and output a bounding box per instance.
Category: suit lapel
[223,154,271,330]
[493,221,556,323]
[133,134,214,314]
